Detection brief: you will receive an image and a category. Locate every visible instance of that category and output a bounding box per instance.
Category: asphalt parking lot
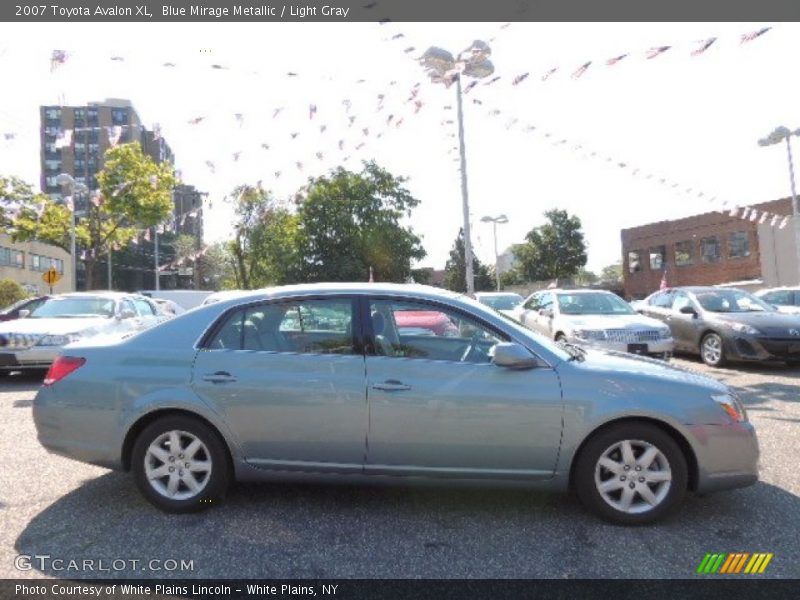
[1,357,798,579]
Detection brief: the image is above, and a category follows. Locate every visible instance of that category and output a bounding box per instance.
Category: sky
[0,21,798,275]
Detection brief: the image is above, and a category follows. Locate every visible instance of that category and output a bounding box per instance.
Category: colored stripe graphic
[698,552,772,574]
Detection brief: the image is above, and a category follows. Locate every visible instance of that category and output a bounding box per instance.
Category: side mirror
[679,305,697,316]
[539,308,553,318]
[492,342,541,370]
[17,309,30,319]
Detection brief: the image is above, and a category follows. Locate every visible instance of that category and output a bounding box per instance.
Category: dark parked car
[637,286,800,367]
[0,296,49,322]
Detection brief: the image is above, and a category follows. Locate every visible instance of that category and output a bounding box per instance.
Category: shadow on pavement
[14,472,800,578]
[0,370,45,394]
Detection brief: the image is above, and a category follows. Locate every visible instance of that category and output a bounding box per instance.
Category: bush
[0,279,29,309]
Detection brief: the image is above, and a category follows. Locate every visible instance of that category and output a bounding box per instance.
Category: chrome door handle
[202,371,237,384]
[372,379,411,392]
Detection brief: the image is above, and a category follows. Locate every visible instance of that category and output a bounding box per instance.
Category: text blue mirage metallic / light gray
[33,283,758,524]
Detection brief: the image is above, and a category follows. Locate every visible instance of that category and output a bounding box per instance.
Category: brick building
[621,198,796,299]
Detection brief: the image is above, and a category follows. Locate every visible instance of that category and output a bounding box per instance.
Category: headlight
[36,333,81,346]
[711,392,747,422]
[727,322,760,335]
[574,329,607,341]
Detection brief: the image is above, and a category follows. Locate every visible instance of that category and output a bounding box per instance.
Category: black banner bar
[3,0,800,22]
[3,579,800,600]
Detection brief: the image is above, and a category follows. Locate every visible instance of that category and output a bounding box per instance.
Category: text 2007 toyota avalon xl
[33,283,758,525]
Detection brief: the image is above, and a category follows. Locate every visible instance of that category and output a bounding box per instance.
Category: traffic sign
[42,267,62,289]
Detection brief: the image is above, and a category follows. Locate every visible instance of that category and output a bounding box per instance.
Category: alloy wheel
[144,430,212,500]
[702,334,723,365]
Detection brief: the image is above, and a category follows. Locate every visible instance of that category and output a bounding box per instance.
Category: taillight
[43,356,86,386]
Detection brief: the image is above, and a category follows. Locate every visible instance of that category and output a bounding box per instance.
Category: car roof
[53,291,137,299]
[542,288,615,294]
[213,283,464,302]
[475,292,521,297]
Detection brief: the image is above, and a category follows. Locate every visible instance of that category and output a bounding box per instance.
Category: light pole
[759,126,800,284]
[420,41,494,295]
[481,214,509,291]
[55,173,86,291]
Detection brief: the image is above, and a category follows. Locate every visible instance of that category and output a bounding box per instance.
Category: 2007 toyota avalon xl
[33,283,758,525]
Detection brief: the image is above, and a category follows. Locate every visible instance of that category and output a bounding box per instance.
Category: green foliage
[514,209,587,281]
[443,228,494,293]
[198,243,237,291]
[410,267,433,285]
[600,261,623,284]
[0,279,29,309]
[228,162,426,288]
[574,267,599,285]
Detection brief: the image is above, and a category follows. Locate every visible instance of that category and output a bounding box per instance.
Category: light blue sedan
[33,283,758,524]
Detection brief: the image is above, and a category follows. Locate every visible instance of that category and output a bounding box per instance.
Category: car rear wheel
[574,422,688,525]
[132,415,231,513]
[700,332,726,367]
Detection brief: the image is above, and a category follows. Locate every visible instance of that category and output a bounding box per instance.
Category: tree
[294,161,426,282]
[514,209,587,281]
[0,279,29,309]
[600,262,623,285]
[443,228,494,293]
[11,144,176,289]
[197,243,237,291]
[574,267,598,285]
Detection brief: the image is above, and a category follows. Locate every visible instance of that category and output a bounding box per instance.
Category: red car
[393,310,459,337]
[0,296,49,322]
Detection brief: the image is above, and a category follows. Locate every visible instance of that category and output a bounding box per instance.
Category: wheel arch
[122,408,234,474]
[567,416,699,492]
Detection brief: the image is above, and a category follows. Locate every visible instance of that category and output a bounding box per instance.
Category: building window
[30,255,40,271]
[627,250,643,273]
[674,240,694,266]
[14,251,24,269]
[649,246,666,270]
[111,109,128,125]
[701,236,721,263]
[88,143,100,155]
[45,107,61,120]
[728,231,751,259]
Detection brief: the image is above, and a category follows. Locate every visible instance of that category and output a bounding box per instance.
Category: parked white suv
[511,289,674,359]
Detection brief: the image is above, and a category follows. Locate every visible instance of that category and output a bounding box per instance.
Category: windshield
[478,294,524,310]
[29,297,116,319]
[557,292,635,315]
[695,290,775,313]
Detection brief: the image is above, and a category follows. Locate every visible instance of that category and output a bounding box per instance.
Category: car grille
[0,333,42,350]
[604,329,664,343]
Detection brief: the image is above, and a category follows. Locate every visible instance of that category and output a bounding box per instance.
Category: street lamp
[481,214,509,291]
[420,41,494,295]
[55,173,86,291]
[758,126,800,283]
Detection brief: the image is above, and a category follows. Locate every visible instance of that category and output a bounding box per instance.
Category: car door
[131,297,160,330]
[535,292,555,337]
[640,291,673,323]
[363,297,563,479]
[668,291,703,352]
[191,296,368,471]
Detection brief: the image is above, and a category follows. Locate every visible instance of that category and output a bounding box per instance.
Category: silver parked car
[512,289,674,359]
[755,287,800,315]
[474,292,524,317]
[33,283,757,524]
[0,292,167,374]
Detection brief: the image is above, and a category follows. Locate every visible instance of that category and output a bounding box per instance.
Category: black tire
[700,332,727,367]
[573,422,688,525]
[131,415,231,513]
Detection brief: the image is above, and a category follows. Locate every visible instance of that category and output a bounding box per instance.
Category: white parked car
[0,292,169,374]
[755,287,800,315]
[512,289,674,360]
[474,292,524,317]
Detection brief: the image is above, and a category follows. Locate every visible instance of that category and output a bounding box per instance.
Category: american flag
[741,27,771,44]
[646,46,671,59]
[691,37,717,56]
[606,54,628,66]
[571,61,592,79]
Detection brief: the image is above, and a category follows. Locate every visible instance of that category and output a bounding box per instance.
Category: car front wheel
[700,332,726,367]
[574,422,688,525]
[131,415,231,513]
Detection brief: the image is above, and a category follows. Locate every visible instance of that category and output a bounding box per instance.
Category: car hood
[0,317,111,335]
[572,348,727,393]
[558,313,667,330]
